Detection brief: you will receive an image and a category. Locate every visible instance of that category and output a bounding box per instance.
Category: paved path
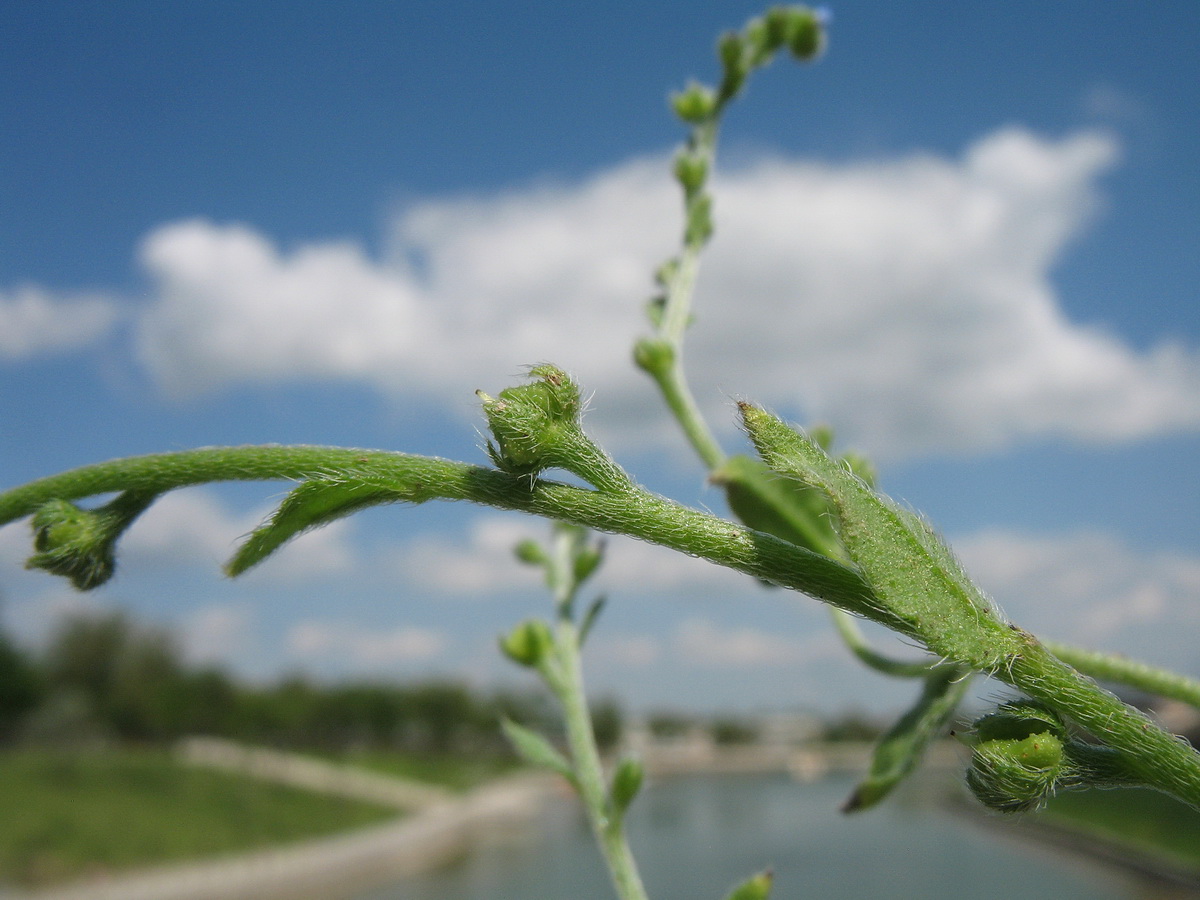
[9,743,558,900]
[176,737,455,811]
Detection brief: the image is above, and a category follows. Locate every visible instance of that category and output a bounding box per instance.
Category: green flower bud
[671,81,717,124]
[480,364,583,477]
[763,7,796,51]
[967,731,1066,813]
[786,8,825,62]
[633,337,675,376]
[514,539,547,566]
[719,30,746,73]
[500,619,554,668]
[609,755,644,817]
[26,491,156,590]
[673,151,709,196]
[742,18,774,67]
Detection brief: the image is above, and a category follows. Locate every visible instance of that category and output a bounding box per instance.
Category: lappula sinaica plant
[3,7,1200,898]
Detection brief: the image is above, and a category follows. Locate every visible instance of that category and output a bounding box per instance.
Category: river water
[357,772,1146,900]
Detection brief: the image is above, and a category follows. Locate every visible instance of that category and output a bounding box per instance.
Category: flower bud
[514,539,547,566]
[673,151,709,195]
[609,756,645,817]
[671,82,717,124]
[26,491,156,590]
[967,731,1065,813]
[787,8,826,62]
[500,619,554,668]
[480,364,583,477]
[633,337,675,376]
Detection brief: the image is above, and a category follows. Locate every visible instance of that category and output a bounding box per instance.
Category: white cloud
[396,514,748,596]
[0,284,118,359]
[954,530,1200,669]
[286,620,448,664]
[672,617,816,668]
[130,127,1200,459]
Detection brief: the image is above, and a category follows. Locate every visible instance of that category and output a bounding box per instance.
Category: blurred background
[1,1,1198,896]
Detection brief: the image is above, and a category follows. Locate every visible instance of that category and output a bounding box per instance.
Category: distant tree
[648,712,693,739]
[711,717,759,746]
[42,612,191,741]
[0,624,42,741]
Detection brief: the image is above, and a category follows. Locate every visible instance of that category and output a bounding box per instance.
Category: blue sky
[2,2,1198,715]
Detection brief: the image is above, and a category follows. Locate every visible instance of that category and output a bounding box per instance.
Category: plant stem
[1045,640,1200,710]
[1007,639,1200,807]
[5,446,1200,808]
[553,616,649,900]
[830,609,934,679]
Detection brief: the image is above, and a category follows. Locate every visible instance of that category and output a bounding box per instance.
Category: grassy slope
[0,748,397,889]
[327,749,521,792]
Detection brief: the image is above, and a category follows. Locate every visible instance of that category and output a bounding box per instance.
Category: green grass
[327,749,522,792]
[0,748,398,889]
[1040,787,1200,871]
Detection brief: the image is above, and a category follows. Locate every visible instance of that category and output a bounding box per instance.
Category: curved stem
[830,609,934,679]
[5,446,1199,808]
[1045,640,1200,711]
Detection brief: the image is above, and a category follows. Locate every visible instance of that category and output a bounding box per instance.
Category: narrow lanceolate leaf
[739,404,1019,669]
[577,596,606,648]
[501,719,576,786]
[842,665,972,812]
[227,477,412,576]
[723,869,773,900]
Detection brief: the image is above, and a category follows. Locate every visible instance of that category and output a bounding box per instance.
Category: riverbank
[5,745,558,900]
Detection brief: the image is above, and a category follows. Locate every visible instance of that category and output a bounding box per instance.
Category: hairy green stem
[830,609,934,679]
[1045,640,1200,711]
[5,446,1199,808]
[1006,639,1200,806]
[553,616,649,900]
[0,447,885,625]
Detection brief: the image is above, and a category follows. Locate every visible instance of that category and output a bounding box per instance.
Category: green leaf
[739,404,1018,666]
[227,478,408,576]
[578,596,606,647]
[843,665,971,812]
[501,719,576,786]
[723,869,773,900]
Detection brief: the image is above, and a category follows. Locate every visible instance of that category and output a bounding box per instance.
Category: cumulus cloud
[0,285,118,359]
[955,530,1200,670]
[133,127,1200,458]
[672,617,817,668]
[396,513,747,595]
[286,620,448,664]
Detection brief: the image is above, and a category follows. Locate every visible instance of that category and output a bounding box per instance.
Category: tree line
[0,610,624,754]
